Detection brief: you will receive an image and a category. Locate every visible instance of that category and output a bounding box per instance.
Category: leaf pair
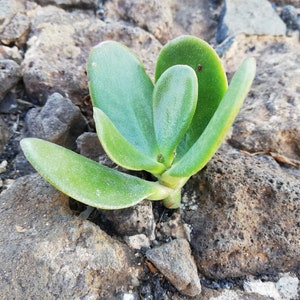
[88,41,199,174]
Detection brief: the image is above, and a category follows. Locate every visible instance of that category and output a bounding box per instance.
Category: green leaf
[93,107,166,175]
[20,138,172,209]
[153,65,198,168]
[161,57,256,180]
[155,36,228,160]
[88,41,158,159]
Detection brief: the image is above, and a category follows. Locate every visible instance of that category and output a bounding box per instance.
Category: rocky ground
[0,0,299,299]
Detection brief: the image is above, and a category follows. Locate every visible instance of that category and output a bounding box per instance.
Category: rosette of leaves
[21,36,256,209]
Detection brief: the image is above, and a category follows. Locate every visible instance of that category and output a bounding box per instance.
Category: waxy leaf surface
[153,65,198,168]
[155,36,228,160]
[162,57,256,179]
[93,107,165,175]
[21,138,171,209]
[88,41,158,159]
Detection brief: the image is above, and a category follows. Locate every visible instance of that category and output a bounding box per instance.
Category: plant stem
[162,188,181,209]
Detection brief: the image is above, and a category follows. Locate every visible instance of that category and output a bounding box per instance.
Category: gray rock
[225,35,300,163]
[243,274,299,300]
[100,200,156,240]
[0,11,30,47]
[0,59,21,102]
[280,5,300,31]
[105,0,173,43]
[0,117,9,155]
[146,239,201,297]
[0,45,23,63]
[76,132,116,168]
[22,5,161,104]
[34,0,97,9]
[25,93,87,149]
[0,0,25,33]
[216,0,287,43]
[184,143,300,279]
[270,0,300,8]
[0,174,143,299]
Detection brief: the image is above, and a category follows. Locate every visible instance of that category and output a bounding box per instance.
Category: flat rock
[25,93,87,149]
[216,0,287,43]
[0,174,143,299]
[223,35,300,163]
[184,143,300,279]
[146,239,201,297]
[0,0,25,33]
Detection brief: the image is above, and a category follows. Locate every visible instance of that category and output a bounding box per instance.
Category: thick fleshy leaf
[153,65,198,168]
[20,138,172,209]
[161,57,256,182]
[93,107,166,175]
[155,36,228,160]
[88,41,158,158]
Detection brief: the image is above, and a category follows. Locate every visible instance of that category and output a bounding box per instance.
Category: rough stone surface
[0,11,30,47]
[0,0,25,33]
[21,5,161,104]
[243,274,299,300]
[280,5,300,31]
[25,93,87,149]
[146,239,201,297]
[0,59,21,102]
[34,0,97,9]
[270,0,300,8]
[223,35,300,163]
[0,174,143,299]
[0,117,9,154]
[105,0,173,44]
[184,143,300,279]
[216,0,287,43]
[100,200,156,240]
[0,45,23,63]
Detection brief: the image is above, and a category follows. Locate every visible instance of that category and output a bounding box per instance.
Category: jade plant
[21,36,256,209]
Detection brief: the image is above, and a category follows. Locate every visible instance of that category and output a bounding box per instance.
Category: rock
[171,0,218,42]
[216,0,287,43]
[0,45,23,63]
[280,5,300,31]
[146,239,201,297]
[0,174,143,299]
[22,5,161,104]
[0,0,25,33]
[270,0,300,8]
[244,279,282,299]
[0,117,9,155]
[34,0,97,9]
[25,93,87,149]
[125,234,151,250]
[224,35,300,162]
[184,143,300,279]
[76,132,116,168]
[0,59,21,102]
[99,200,156,240]
[243,274,299,300]
[0,11,30,47]
[105,0,173,43]
[275,273,299,300]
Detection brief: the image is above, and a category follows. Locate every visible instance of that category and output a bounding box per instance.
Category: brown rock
[184,144,300,279]
[22,5,161,104]
[0,174,143,299]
